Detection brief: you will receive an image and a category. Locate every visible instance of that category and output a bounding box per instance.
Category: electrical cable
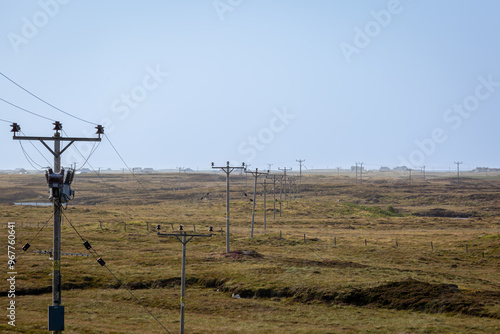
[61,211,171,334]
[20,131,53,167]
[0,97,56,122]
[11,213,54,266]
[67,138,137,221]
[19,141,44,171]
[61,131,100,171]
[0,71,98,126]
[0,117,14,123]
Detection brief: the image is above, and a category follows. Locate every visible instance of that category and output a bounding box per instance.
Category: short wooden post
[431,241,433,251]
[147,222,149,232]
[193,224,196,232]
[364,239,367,246]
[396,240,398,247]
[279,230,282,240]
[482,252,485,258]
[304,234,306,243]
[334,236,336,246]
[466,243,468,254]
[170,223,174,230]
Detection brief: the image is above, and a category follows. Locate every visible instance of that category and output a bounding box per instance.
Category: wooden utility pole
[262,179,268,230]
[245,168,269,237]
[278,167,291,201]
[211,161,245,253]
[455,161,462,185]
[355,162,358,184]
[12,121,102,333]
[157,227,212,334]
[268,175,277,220]
[296,159,305,185]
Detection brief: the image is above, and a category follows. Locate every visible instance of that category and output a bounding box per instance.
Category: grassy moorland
[1,171,499,333]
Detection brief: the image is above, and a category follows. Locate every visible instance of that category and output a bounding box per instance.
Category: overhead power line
[0,97,55,122]
[0,71,98,125]
[0,117,15,123]
[61,211,171,333]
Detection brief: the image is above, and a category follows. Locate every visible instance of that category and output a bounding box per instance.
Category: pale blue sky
[1,0,499,171]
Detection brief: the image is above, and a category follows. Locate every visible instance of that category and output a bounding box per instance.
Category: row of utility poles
[211,160,304,254]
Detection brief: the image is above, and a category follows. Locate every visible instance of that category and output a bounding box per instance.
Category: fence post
[431,241,433,251]
[364,239,367,246]
[334,236,336,246]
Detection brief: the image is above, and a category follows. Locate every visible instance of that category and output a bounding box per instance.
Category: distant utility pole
[244,163,251,186]
[408,168,412,185]
[337,167,340,179]
[422,165,426,181]
[296,159,305,185]
[176,166,183,190]
[157,226,213,334]
[454,161,462,186]
[267,163,273,171]
[12,121,103,333]
[359,162,363,183]
[211,161,245,253]
[245,168,269,237]
[278,175,283,217]
[262,179,268,230]
[355,162,358,184]
[278,167,292,201]
[268,175,277,220]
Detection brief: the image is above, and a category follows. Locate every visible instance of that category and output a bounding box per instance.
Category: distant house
[143,168,155,173]
[15,168,27,174]
[379,166,391,172]
[472,167,500,173]
[132,167,143,173]
[393,166,409,172]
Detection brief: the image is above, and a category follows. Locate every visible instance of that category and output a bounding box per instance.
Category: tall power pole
[278,167,291,201]
[296,159,305,185]
[268,175,277,220]
[355,162,358,184]
[157,226,212,334]
[12,121,102,333]
[262,179,268,230]
[211,161,245,253]
[454,161,462,185]
[245,168,269,237]
[422,165,426,181]
[359,162,364,184]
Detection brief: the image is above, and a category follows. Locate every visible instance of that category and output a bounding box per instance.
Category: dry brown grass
[1,172,499,333]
